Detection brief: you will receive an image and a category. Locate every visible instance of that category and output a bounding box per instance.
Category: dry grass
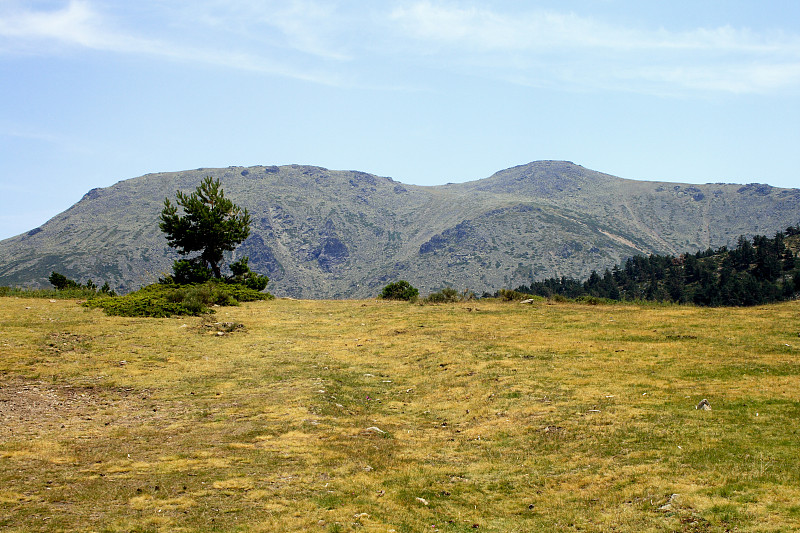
[1,296,799,532]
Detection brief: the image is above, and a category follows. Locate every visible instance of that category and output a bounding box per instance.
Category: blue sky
[1,0,799,240]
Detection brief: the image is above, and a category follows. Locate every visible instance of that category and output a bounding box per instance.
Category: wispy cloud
[390,2,795,53]
[0,0,345,84]
[266,0,353,61]
[388,1,800,94]
[164,0,354,61]
[0,0,148,52]
[2,1,799,95]
[391,2,613,51]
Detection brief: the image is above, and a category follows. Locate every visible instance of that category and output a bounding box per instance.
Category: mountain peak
[462,160,612,196]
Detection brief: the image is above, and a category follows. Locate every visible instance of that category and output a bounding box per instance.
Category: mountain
[1,161,799,298]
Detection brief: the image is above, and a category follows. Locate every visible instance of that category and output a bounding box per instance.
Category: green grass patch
[0,285,100,299]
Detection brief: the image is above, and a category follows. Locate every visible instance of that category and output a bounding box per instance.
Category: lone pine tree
[160,176,252,281]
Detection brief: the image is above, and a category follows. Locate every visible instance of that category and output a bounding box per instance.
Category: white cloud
[158,0,354,61]
[390,2,610,51]
[390,1,798,53]
[2,1,799,95]
[638,62,800,94]
[0,0,153,53]
[388,1,800,94]
[0,0,344,84]
[268,0,353,61]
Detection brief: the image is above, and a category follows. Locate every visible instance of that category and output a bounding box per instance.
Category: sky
[1,0,799,240]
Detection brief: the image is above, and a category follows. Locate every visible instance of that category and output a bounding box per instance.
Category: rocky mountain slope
[1,161,798,298]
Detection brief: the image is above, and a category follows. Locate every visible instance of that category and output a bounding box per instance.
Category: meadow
[1,296,799,532]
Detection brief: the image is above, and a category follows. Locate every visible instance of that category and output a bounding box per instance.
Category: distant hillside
[1,161,798,298]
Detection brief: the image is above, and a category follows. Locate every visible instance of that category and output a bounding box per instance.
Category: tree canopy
[160,176,252,280]
[513,226,800,307]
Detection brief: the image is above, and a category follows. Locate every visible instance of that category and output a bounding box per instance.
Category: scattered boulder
[659,494,680,511]
[696,399,711,411]
[203,321,244,335]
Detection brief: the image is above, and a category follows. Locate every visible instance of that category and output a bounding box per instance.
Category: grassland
[1,296,799,532]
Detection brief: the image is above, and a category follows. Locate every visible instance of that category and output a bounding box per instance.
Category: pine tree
[160,176,252,280]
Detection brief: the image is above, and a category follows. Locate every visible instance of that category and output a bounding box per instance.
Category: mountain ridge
[1,161,798,298]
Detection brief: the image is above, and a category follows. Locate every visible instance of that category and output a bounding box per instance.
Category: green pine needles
[160,176,252,280]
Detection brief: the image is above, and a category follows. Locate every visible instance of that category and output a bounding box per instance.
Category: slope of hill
[1,161,798,298]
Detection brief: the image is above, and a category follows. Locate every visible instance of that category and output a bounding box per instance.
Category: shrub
[170,258,213,285]
[228,257,269,291]
[165,257,269,292]
[219,282,272,303]
[520,295,546,303]
[424,291,449,304]
[424,287,475,304]
[85,281,273,317]
[498,288,526,301]
[574,295,616,305]
[86,293,189,318]
[48,272,79,290]
[379,280,419,302]
[45,271,116,297]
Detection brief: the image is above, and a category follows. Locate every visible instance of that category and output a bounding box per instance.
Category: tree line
[515,226,800,306]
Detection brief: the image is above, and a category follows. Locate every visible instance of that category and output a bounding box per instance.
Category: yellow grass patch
[1,296,799,531]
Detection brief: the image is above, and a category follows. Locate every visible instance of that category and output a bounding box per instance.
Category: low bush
[164,258,269,291]
[87,293,188,318]
[170,259,213,285]
[379,280,419,302]
[85,281,272,317]
[520,294,546,303]
[498,288,526,301]
[228,257,270,291]
[47,271,116,296]
[574,295,616,305]
[424,287,475,304]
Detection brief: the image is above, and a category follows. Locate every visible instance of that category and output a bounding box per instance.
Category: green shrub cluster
[379,280,418,302]
[0,272,116,299]
[228,257,270,291]
[85,281,272,317]
[45,271,116,296]
[423,287,475,304]
[166,257,269,291]
[497,288,527,301]
[574,295,616,305]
